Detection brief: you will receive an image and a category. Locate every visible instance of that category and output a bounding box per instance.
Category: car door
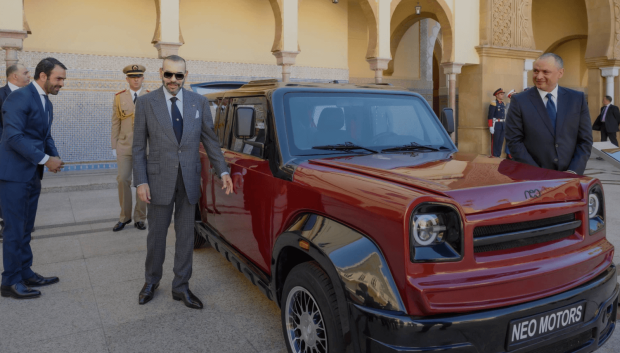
[211,96,274,273]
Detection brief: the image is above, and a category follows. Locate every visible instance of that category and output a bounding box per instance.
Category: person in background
[592,95,620,147]
[488,88,506,157]
[111,65,149,232]
[503,89,516,160]
[0,63,31,242]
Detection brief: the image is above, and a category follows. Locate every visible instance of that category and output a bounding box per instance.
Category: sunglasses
[163,71,185,80]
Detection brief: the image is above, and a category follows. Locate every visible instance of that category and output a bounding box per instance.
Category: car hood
[308,152,586,215]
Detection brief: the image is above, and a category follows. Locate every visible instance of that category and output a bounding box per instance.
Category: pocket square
[195,111,200,119]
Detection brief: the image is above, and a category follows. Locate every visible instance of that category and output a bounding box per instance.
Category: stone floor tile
[68,189,120,222]
[5,328,108,353]
[34,192,75,227]
[79,229,148,258]
[0,287,102,347]
[232,311,284,353]
[31,236,84,265]
[104,310,257,353]
[30,258,91,295]
[85,250,172,288]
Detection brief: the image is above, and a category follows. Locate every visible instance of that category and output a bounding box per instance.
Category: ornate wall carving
[614,0,620,59]
[491,0,535,49]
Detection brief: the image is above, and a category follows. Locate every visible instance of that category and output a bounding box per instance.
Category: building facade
[0,0,616,164]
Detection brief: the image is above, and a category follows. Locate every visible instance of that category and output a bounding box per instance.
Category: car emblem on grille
[524,189,541,199]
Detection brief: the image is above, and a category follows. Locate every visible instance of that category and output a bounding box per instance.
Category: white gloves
[490,127,495,134]
[112,149,117,158]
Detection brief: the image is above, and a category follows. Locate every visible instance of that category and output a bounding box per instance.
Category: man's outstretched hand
[45,156,63,173]
[222,174,233,195]
[137,184,151,203]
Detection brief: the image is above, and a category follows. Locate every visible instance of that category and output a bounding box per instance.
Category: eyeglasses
[163,72,185,80]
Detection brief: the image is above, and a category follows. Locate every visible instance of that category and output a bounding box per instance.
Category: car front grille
[525,330,593,353]
[473,214,579,254]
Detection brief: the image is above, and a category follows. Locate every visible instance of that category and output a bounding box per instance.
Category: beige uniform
[111,89,148,223]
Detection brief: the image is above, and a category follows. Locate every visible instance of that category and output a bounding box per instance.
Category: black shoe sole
[1,291,41,299]
[24,278,59,287]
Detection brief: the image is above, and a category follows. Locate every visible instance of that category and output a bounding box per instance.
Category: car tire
[281,261,345,353]
[193,226,208,249]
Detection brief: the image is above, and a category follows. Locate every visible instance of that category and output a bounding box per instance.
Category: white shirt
[129,88,142,102]
[7,82,19,92]
[33,81,51,165]
[163,87,183,121]
[537,85,559,109]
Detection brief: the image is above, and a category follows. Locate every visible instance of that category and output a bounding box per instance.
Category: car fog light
[413,214,446,246]
[588,194,599,219]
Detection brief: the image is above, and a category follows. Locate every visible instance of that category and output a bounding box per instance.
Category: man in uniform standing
[488,88,507,157]
[111,65,149,232]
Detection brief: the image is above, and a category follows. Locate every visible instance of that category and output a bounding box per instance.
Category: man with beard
[0,63,32,241]
[133,55,233,309]
[0,57,64,299]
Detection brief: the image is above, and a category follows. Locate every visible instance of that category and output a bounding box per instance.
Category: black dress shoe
[113,220,131,232]
[172,289,203,309]
[23,273,59,287]
[134,221,146,230]
[139,282,159,305]
[1,282,41,299]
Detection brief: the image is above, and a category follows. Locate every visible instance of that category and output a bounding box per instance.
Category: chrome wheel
[285,286,328,353]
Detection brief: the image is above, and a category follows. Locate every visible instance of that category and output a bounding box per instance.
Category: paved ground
[0,158,619,353]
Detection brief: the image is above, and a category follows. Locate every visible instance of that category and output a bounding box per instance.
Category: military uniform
[488,88,507,157]
[112,65,149,231]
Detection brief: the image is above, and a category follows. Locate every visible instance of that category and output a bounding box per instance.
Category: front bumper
[351,265,618,353]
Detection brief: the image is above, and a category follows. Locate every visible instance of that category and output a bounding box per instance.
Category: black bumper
[350,265,618,353]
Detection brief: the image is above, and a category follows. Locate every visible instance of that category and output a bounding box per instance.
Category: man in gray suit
[133,55,233,309]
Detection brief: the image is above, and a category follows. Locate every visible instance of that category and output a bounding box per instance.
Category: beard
[44,79,62,95]
[162,78,184,95]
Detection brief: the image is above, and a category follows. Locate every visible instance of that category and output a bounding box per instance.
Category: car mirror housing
[234,106,256,139]
[440,108,455,134]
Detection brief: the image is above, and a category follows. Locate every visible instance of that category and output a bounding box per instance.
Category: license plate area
[507,301,586,350]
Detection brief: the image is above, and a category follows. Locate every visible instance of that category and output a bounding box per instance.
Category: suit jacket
[111,88,149,156]
[592,104,620,133]
[0,83,59,181]
[132,87,228,205]
[0,84,12,139]
[505,87,592,175]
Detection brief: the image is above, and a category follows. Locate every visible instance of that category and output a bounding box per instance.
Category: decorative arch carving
[545,35,588,54]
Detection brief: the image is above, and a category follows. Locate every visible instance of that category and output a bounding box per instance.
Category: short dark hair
[163,55,186,68]
[34,57,67,80]
[605,95,613,103]
[6,64,21,78]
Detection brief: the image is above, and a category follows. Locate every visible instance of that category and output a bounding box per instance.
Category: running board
[194,222,274,301]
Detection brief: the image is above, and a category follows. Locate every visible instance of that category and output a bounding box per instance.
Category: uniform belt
[495,119,505,123]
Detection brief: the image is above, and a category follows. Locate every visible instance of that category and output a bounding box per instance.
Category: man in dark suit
[0,63,31,242]
[0,58,65,299]
[593,95,620,146]
[506,53,592,175]
[133,55,233,309]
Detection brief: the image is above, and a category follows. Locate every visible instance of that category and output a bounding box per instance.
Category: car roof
[204,79,411,100]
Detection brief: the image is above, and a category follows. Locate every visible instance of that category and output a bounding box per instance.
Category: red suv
[194,80,618,353]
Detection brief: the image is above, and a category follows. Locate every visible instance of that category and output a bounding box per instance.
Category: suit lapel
[526,87,555,136]
[28,83,51,136]
[180,88,198,146]
[555,87,568,134]
[150,87,179,147]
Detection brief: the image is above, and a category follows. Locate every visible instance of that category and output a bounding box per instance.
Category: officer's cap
[493,88,504,96]
[123,64,146,77]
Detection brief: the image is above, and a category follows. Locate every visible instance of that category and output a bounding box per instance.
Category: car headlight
[588,184,605,234]
[410,204,462,262]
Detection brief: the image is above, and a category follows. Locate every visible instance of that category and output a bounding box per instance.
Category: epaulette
[490,101,496,106]
[115,89,126,96]
[146,90,150,93]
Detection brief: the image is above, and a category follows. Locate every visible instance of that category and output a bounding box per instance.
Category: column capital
[366,57,391,71]
[524,59,535,71]
[0,29,28,50]
[273,50,299,66]
[441,62,464,75]
[153,42,182,59]
[600,67,620,77]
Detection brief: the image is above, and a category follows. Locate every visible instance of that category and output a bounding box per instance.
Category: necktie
[602,105,610,122]
[43,95,51,124]
[170,97,183,143]
[133,93,138,104]
[546,93,556,133]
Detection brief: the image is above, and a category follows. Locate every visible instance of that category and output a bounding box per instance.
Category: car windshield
[283,92,453,156]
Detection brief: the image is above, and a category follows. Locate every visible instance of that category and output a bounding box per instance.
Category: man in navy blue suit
[506,53,592,175]
[0,63,31,242]
[0,58,65,299]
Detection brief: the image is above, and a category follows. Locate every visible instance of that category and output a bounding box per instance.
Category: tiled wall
[0,50,349,163]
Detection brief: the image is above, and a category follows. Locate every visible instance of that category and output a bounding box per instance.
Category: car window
[283,92,452,156]
[228,98,267,158]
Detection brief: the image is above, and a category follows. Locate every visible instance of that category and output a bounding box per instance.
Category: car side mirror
[234,107,256,139]
[440,108,455,134]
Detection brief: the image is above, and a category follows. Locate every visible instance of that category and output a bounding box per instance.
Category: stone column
[0,29,28,68]
[600,67,619,101]
[152,0,184,58]
[441,63,463,109]
[273,51,299,82]
[367,58,390,83]
[523,59,534,90]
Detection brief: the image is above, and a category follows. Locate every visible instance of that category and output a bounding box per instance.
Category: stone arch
[357,0,380,59]
[268,0,284,52]
[390,0,454,63]
[384,13,440,76]
[545,34,588,54]
[583,0,615,59]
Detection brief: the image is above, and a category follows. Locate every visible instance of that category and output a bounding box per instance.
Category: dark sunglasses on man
[163,71,185,80]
